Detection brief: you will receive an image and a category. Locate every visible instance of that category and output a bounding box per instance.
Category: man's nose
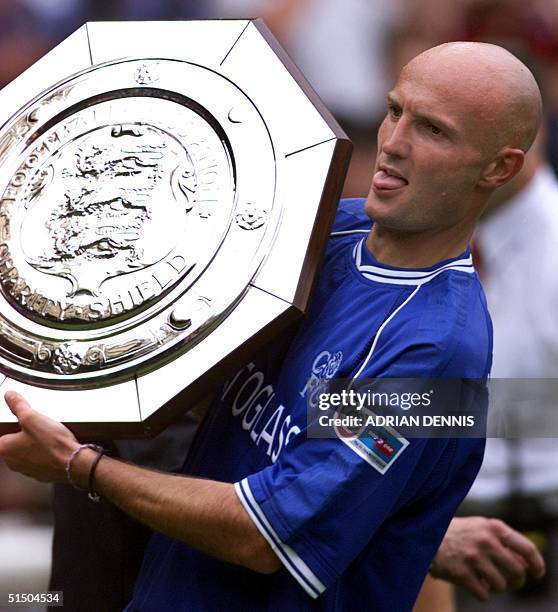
[381,119,410,158]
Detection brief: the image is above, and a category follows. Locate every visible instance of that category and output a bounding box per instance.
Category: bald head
[402,42,542,155]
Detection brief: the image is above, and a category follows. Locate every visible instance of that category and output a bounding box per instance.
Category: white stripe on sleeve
[234,479,327,599]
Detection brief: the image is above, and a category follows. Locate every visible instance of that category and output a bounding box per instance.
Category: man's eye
[388,105,402,118]
[429,124,442,135]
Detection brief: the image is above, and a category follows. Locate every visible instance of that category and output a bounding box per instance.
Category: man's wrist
[67,446,99,490]
[428,555,444,580]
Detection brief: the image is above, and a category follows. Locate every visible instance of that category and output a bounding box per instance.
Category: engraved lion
[22,123,197,297]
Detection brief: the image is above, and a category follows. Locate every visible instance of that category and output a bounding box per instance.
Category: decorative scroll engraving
[0,87,72,164]
[35,342,53,364]
[169,294,215,331]
[153,323,177,345]
[0,112,37,163]
[0,312,183,375]
[99,323,180,364]
[84,345,105,367]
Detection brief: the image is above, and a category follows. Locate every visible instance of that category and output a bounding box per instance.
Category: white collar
[352,238,474,286]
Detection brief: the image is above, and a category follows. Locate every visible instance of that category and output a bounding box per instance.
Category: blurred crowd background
[1,0,558,192]
[1,1,558,611]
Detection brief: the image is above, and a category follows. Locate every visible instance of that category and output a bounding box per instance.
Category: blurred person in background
[415,516,545,611]
[459,124,558,608]
[414,117,558,612]
[458,5,558,606]
[87,0,207,20]
[0,0,213,89]
[19,0,86,42]
[387,3,558,608]
[463,0,558,176]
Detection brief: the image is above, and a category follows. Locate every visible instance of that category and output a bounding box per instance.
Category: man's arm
[0,391,281,574]
[429,516,545,600]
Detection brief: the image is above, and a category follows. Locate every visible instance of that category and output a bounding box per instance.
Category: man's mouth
[373,167,408,191]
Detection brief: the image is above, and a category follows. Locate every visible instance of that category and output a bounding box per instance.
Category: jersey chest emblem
[299,350,343,408]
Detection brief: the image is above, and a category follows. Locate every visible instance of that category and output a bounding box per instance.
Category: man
[0,42,542,610]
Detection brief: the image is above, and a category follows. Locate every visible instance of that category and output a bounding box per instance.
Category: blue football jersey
[127,199,493,611]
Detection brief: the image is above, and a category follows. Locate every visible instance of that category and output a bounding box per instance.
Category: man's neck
[365,224,472,269]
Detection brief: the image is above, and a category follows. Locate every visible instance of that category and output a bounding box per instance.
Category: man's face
[365,63,490,233]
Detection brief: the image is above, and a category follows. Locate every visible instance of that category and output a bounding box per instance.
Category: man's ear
[478,147,525,189]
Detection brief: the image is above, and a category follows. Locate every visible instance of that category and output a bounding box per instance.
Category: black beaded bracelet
[87,448,107,502]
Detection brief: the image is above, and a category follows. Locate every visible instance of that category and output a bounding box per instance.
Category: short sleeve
[235,430,446,598]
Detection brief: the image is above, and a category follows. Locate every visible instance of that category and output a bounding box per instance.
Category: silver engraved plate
[0,21,351,436]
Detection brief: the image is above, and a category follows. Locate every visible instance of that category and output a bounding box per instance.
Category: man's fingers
[472,557,507,593]
[462,573,490,601]
[506,559,527,591]
[4,392,60,434]
[487,537,529,588]
[499,525,546,579]
[4,391,33,424]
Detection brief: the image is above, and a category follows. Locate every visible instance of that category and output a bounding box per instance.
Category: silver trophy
[0,20,351,436]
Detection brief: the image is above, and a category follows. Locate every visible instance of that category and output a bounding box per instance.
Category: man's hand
[0,391,79,483]
[430,516,546,601]
[0,391,280,573]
